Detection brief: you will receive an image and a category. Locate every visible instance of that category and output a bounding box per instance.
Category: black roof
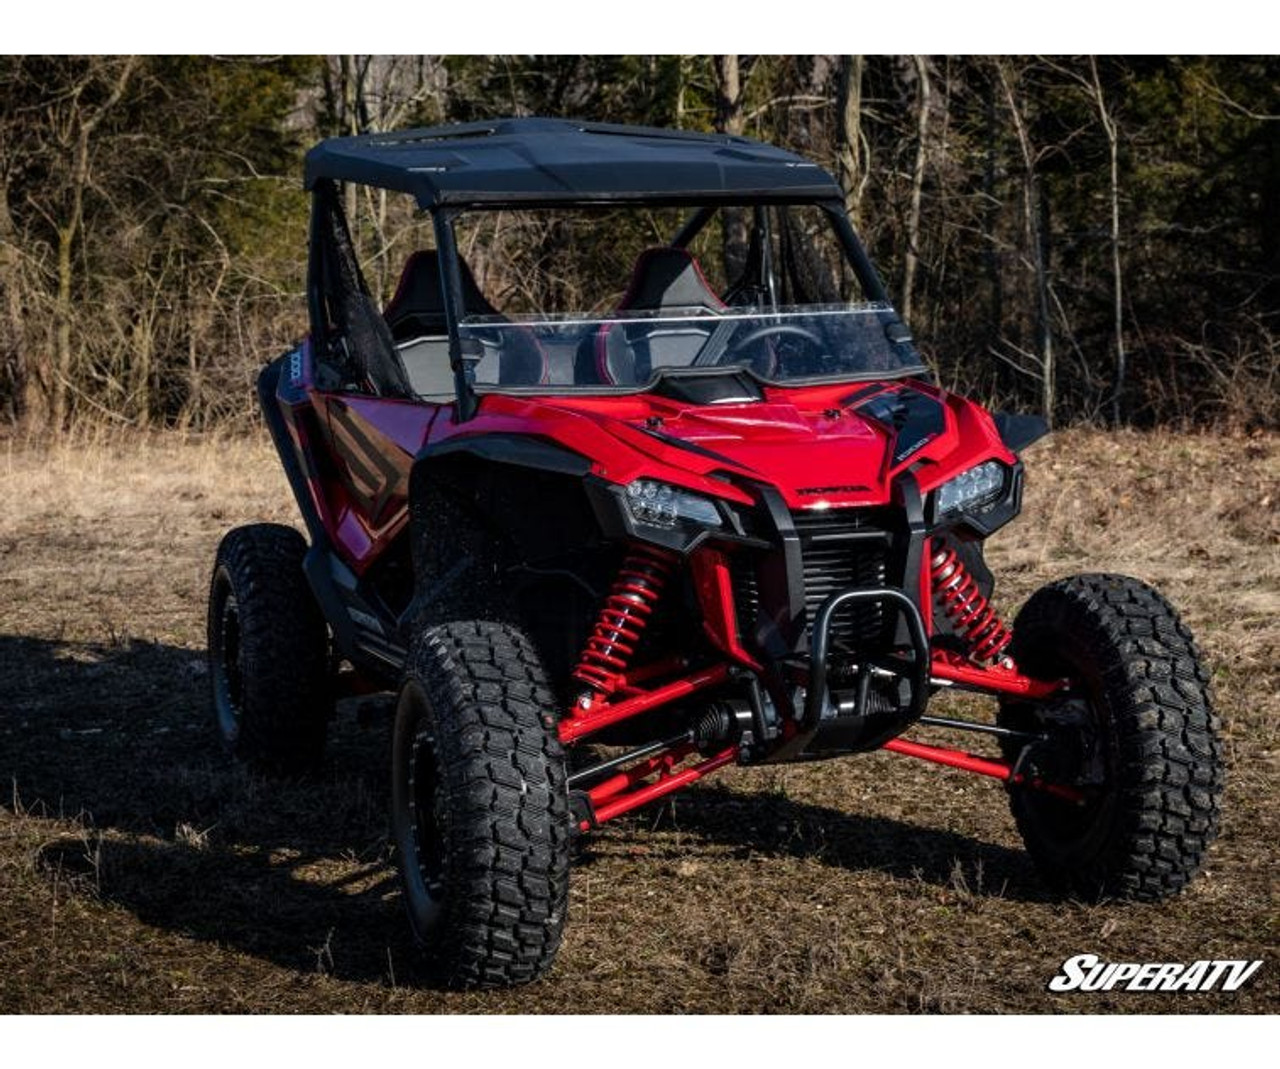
[304,117,842,209]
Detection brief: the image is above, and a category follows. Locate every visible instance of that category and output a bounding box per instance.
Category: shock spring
[572,543,676,699]
[929,537,1013,663]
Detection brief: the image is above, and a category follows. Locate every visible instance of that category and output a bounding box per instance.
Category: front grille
[794,509,890,651]
[730,554,760,641]
[731,508,893,654]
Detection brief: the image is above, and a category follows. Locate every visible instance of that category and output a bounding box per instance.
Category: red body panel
[688,547,762,670]
[282,339,1016,576]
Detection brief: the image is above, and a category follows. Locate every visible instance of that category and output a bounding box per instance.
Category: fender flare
[410,433,592,481]
[993,412,1050,453]
[403,434,597,625]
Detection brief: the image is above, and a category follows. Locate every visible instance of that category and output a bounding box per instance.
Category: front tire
[999,574,1224,901]
[206,524,332,774]
[391,620,570,988]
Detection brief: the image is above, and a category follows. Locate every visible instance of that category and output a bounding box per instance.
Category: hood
[522,380,995,511]
[610,400,893,507]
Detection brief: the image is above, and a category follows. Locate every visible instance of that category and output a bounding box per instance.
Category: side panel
[316,391,438,573]
[266,339,443,576]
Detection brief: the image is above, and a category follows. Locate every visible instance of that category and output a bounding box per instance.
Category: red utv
[207,118,1224,987]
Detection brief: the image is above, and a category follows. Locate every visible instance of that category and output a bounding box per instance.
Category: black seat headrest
[593,247,725,385]
[383,250,498,342]
[616,247,725,313]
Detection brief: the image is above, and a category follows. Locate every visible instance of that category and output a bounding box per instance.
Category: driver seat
[593,247,726,386]
[384,251,547,396]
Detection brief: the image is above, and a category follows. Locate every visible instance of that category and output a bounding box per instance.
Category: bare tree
[901,55,932,326]
[322,55,446,300]
[1036,56,1127,424]
[0,78,28,422]
[835,56,868,229]
[996,59,1055,425]
[43,57,138,429]
[1088,58,1126,426]
[713,55,750,281]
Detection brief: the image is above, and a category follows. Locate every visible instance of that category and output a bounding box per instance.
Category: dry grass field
[0,425,1276,1013]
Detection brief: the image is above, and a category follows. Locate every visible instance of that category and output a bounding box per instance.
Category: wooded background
[1,55,1276,432]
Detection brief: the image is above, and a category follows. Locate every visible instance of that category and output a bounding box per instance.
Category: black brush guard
[771,587,930,760]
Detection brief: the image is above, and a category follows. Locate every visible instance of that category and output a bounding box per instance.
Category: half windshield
[444,303,924,394]
[370,201,929,401]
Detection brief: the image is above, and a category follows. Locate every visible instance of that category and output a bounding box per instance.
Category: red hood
[476,380,1014,512]
[601,399,894,507]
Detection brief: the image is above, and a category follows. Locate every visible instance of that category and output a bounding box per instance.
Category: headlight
[935,460,1007,516]
[624,479,723,529]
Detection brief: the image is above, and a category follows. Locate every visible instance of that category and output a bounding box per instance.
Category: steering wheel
[727,323,825,353]
[705,322,827,377]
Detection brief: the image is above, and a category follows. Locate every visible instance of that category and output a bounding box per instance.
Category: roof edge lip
[332,115,771,149]
[427,188,847,209]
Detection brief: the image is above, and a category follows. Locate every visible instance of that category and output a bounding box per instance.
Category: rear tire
[207,524,332,774]
[391,620,570,988]
[999,574,1224,901]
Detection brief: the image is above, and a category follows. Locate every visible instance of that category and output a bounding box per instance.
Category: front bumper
[770,585,931,760]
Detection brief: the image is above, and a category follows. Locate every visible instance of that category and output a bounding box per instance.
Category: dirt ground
[1,425,1276,1013]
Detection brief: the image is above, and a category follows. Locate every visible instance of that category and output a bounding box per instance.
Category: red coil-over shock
[573,543,677,702]
[929,537,1013,663]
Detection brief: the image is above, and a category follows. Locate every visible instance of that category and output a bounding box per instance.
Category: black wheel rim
[1005,677,1120,854]
[392,682,451,943]
[408,729,447,901]
[1028,696,1117,843]
[210,573,244,743]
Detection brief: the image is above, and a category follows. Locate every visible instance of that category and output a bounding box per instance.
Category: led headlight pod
[935,460,1007,516]
[624,479,723,530]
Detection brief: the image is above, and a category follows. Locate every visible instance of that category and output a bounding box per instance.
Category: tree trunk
[836,56,867,234]
[340,56,359,230]
[185,290,202,430]
[47,57,136,430]
[1034,189,1055,423]
[1090,58,1126,426]
[1000,62,1055,426]
[713,55,749,283]
[981,70,1003,346]
[52,219,75,429]
[0,174,31,423]
[51,122,92,431]
[674,55,687,128]
[133,314,152,427]
[1263,120,1280,315]
[901,56,932,326]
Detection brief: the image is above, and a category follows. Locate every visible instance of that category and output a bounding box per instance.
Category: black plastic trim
[994,411,1050,453]
[756,487,807,655]
[893,470,928,632]
[257,357,329,550]
[414,433,591,477]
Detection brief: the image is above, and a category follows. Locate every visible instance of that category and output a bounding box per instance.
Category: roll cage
[303,118,900,421]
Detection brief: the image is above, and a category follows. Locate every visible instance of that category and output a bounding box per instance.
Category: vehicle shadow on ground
[5,633,1050,989]
[2,633,422,987]
[621,784,1052,904]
